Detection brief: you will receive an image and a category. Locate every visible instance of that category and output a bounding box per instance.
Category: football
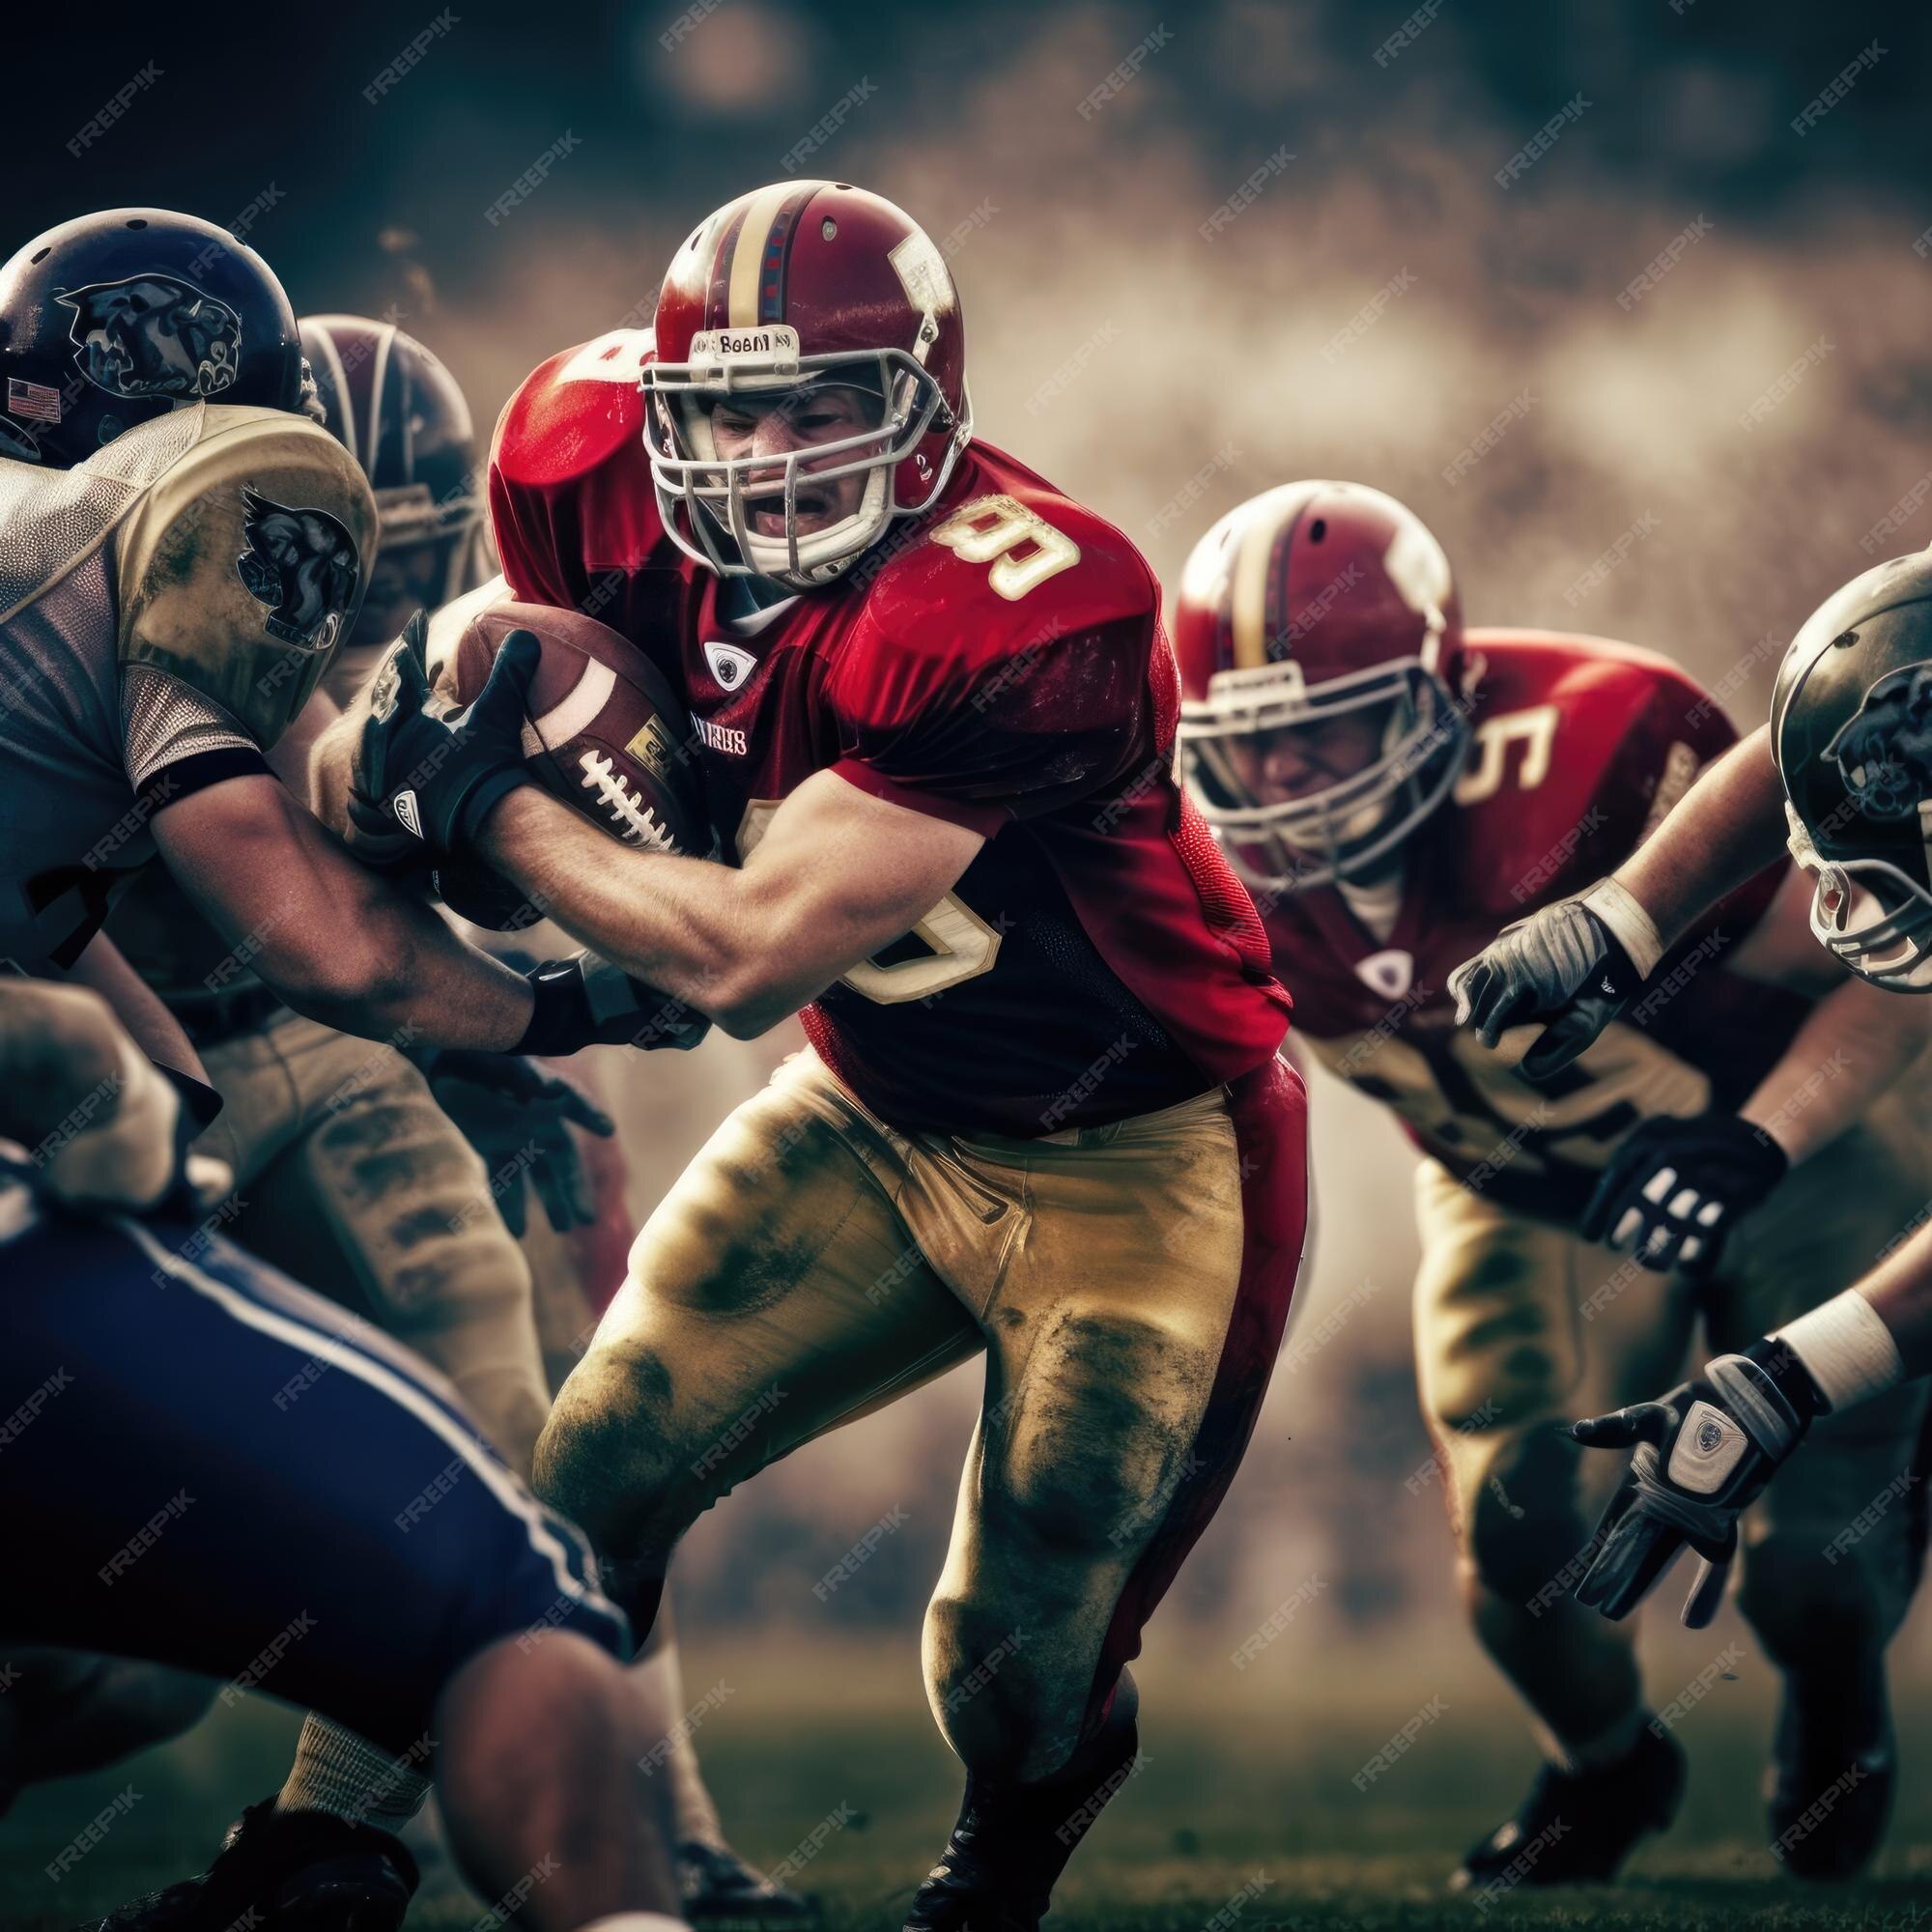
[427,598,709,929]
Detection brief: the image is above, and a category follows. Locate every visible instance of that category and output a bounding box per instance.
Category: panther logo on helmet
[56,274,242,401]
[1822,662,1932,821]
[236,488,360,650]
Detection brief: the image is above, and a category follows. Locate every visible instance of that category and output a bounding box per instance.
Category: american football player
[347,182,1308,1932]
[1453,549,1932,1794]
[0,974,686,1932]
[0,209,661,1068]
[94,308,779,1931]
[1174,482,1932,1885]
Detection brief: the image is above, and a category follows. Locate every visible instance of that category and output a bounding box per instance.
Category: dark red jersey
[1262,629,1807,1221]
[492,332,1290,1135]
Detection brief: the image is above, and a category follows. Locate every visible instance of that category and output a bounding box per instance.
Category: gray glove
[1448,895,1643,1080]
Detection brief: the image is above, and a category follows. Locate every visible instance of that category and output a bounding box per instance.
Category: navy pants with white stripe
[0,1200,630,1756]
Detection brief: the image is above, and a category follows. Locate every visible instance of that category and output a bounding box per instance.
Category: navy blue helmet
[0,208,316,468]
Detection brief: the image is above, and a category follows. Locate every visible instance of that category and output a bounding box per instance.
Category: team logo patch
[1354,949,1414,1001]
[56,274,242,401]
[236,488,361,650]
[703,639,758,692]
[1823,663,1932,820]
[1695,1418,1725,1454]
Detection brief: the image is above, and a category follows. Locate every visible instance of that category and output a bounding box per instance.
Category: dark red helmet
[642,181,970,590]
[299,313,487,639]
[1174,480,1468,894]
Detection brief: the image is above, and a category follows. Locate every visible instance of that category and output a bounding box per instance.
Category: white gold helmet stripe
[1231,500,1276,670]
[728,183,798,327]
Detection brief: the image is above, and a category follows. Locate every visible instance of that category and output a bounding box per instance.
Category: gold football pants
[196,1009,550,1473]
[537,1048,1308,1781]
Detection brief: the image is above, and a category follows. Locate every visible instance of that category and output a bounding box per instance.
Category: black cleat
[72,1798,417,1932]
[678,1837,818,1927]
[1767,1675,1896,1880]
[904,1679,1140,1932]
[1452,1725,1686,1892]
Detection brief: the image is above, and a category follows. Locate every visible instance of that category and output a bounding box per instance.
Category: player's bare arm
[478,769,983,1037]
[1728,869,1932,1166]
[1611,723,1786,952]
[151,770,539,1048]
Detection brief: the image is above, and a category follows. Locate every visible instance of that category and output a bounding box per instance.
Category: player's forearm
[281,883,536,1049]
[1849,1222,1932,1383]
[1739,975,1932,1164]
[162,783,535,1049]
[1611,724,1786,949]
[478,789,792,1032]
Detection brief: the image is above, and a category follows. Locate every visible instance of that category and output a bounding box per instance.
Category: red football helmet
[642,181,971,590]
[1174,480,1468,894]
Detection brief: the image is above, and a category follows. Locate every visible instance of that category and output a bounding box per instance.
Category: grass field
[7,1633,1932,1932]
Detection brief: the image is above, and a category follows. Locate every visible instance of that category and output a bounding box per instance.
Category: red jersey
[1262,629,1807,1221]
[492,331,1290,1135]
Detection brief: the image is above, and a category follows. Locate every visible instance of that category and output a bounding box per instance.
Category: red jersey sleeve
[825,515,1163,838]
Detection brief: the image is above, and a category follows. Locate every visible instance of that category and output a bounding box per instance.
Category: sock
[276,1714,432,1833]
[630,1641,725,1853]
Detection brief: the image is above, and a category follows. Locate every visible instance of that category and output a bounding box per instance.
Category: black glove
[1579,1112,1789,1275]
[409,1047,614,1237]
[1448,895,1642,1081]
[517,953,713,1057]
[1571,1337,1825,1626]
[348,614,534,862]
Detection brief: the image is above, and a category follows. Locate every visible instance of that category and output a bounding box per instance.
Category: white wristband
[1774,1292,1905,1414]
[1580,877,1665,980]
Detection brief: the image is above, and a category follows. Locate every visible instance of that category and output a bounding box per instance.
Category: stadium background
[9,1,1932,1923]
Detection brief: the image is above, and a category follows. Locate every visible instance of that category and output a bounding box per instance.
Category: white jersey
[0,405,375,971]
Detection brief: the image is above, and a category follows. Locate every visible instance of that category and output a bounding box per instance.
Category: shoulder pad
[114,408,377,750]
[865,481,1156,661]
[1451,629,1725,906]
[492,329,655,491]
[1464,628,1711,725]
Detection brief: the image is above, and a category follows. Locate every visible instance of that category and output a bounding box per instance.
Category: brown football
[428,600,708,930]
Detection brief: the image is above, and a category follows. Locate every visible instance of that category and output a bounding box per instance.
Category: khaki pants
[538,1048,1307,1782]
[196,1009,550,1475]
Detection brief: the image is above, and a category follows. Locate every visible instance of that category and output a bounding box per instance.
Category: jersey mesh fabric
[122,667,256,792]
